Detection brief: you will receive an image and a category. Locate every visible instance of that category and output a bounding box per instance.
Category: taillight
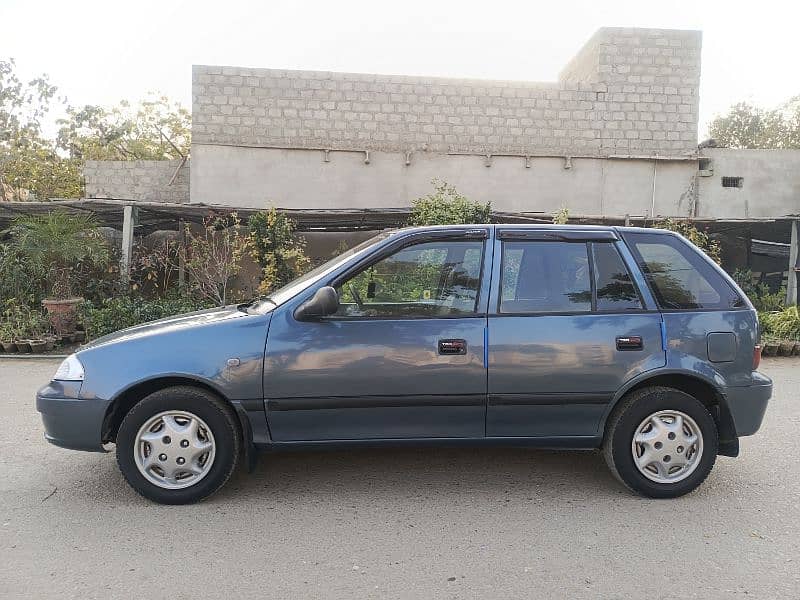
[753,344,762,370]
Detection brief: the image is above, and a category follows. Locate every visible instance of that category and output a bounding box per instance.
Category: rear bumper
[36,383,109,452]
[724,372,772,437]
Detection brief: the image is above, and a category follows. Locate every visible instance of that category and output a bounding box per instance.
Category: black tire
[116,386,240,504]
[603,386,718,499]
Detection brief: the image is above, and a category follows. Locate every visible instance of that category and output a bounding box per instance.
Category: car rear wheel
[116,386,240,504]
[603,386,718,498]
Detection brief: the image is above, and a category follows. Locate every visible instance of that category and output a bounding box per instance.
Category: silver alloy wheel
[134,411,216,490]
[631,410,704,484]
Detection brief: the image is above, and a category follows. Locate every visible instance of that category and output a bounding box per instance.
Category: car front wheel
[116,386,240,504]
[603,386,718,498]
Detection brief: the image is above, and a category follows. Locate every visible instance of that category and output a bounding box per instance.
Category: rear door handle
[438,339,467,355]
[616,335,643,351]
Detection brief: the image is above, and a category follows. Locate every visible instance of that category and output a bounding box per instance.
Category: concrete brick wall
[192,27,701,159]
[697,149,800,219]
[84,159,189,203]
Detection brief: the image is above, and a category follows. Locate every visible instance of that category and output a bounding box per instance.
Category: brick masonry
[84,159,189,203]
[192,27,701,158]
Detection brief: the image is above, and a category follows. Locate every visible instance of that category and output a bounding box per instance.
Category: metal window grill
[721,176,744,188]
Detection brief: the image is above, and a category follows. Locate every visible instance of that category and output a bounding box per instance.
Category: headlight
[53,354,85,381]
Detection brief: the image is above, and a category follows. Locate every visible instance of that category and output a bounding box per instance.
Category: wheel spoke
[634,429,659,445]
[635,446,658,470]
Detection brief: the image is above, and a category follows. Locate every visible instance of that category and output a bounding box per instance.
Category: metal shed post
[120,204,138,285]
[788,219,799,306]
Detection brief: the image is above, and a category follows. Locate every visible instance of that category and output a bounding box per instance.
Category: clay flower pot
[29,339,47,353]
[42,298,83,335]
[1,341,17,353]
[762,341,778,357]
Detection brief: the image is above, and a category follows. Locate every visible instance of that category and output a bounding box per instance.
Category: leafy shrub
[409,180,491,226]
[248,208,310,295]
[552,207,569,225]
[0,299,48,340]
[653,219,721,265]
[81,295,212,339]
[761,306,800,341]
[0,243,45,306]
[180,214,250,306]
[7,212,109,299]
[732,268,785,312]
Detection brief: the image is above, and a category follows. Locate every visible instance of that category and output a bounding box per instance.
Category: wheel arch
[602,370,738,457]
[101,376,248,449]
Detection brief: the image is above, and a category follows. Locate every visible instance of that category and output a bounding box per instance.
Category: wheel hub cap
[134,411,216,490]
[631,410,703,484]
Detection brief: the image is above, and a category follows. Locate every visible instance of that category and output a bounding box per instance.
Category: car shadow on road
[53,446,631,506]
[212,446,629,504]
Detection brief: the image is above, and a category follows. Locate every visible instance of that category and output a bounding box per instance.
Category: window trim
[324,235,489,321]
[496,239,648,316]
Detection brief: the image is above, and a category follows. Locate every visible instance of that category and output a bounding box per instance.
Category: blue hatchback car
[37,224,772,504]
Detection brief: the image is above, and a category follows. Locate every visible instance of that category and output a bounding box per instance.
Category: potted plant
[9,212,108,335]
[0,321,17,353]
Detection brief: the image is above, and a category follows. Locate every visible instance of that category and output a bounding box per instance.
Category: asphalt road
[1,358,798,599]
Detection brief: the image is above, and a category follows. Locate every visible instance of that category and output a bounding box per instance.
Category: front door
[487,232,666,438]
[264,230,490,441]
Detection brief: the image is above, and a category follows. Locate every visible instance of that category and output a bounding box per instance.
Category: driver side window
[334,240,484,318]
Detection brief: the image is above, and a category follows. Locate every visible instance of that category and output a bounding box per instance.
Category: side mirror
[294,286,339,321]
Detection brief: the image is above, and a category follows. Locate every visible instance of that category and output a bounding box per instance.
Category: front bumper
[724,372,773,437]
[36,382,109,452]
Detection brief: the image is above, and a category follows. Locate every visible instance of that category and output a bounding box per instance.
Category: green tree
[708,97,800,149]
[57,95,191,160]
[248,208,310,295]
[409,180,491,226]
[0,58,81,200]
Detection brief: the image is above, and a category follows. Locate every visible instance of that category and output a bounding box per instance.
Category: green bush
[653,219,721,265]
[732,268,785,312]
[0,299,48,340]
[248,208,310,295]
[761,306,800,341]
[81,295,212,339]
[409,180,491,226]
[7,212,109,299]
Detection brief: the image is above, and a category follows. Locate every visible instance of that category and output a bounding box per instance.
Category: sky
[2,0,798,139]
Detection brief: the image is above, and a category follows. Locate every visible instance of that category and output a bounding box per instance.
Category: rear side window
[500,241,591,313]
[592,242,643,310]
[624,232,743,310]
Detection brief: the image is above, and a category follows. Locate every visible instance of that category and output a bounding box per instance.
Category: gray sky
[3,0,798,139]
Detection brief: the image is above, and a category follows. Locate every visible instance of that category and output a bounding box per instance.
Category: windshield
[251,231,391,312]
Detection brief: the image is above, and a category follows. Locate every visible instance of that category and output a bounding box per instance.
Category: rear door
[486,229,666,438]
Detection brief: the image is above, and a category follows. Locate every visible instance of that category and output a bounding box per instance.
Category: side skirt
[254,435,601,453]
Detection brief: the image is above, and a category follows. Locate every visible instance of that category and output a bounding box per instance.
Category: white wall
[191,144,699,219]
[697,149,800,219]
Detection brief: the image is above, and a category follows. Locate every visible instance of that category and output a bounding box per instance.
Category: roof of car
[390,224,670,235]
